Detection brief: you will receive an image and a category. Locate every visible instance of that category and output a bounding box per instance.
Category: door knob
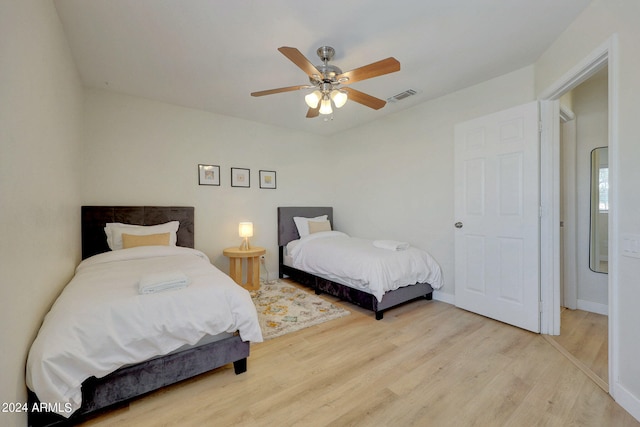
[455,222,463,229]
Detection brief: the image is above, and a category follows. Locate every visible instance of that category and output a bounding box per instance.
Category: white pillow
[293,215,328,238]
[104,221,179,250]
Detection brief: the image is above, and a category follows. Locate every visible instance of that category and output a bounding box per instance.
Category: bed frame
[277,207,433,320]
[28,206,250,427]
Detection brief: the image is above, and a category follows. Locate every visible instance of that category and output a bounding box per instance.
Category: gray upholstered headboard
[81,206,195,259]
[277,206,333,246]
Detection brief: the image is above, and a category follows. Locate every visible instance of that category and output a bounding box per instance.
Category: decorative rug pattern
[251,281,350,340]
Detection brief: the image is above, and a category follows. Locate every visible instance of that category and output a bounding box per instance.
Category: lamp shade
[330,90,348,108]
[319,97,333,115]
[238,222,253,238]
[304,90,322,108]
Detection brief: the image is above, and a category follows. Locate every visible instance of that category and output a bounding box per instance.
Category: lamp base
[239,237,251,251]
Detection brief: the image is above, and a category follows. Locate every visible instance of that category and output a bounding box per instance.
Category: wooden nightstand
[223,246,266,290]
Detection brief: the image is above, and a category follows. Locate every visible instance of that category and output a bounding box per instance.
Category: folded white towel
[373,240,410,251]
[138,270,190,294]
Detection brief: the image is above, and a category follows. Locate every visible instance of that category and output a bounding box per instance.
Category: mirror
[589,147,608,273]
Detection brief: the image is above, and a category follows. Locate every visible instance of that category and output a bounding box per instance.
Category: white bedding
[287,231,443,302]
[26,246,263,417]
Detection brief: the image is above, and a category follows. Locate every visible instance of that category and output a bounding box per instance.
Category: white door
[454,102,540,333]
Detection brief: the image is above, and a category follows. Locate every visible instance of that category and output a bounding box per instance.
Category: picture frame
[259,170,277,189]
[198,164,220,186]
[231,167,250,188]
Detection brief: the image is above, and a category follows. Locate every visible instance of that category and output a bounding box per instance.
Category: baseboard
[576,299,608,315]
[433,290,455,305]
[614,382,640,423]
[434,295,607,316]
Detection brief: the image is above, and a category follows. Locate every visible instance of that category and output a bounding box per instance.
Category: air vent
[387,89,417,103]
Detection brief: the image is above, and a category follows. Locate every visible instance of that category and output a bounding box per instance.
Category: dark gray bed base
[27,335,248,427]
[277,207,433,320]
[28,206,250,427]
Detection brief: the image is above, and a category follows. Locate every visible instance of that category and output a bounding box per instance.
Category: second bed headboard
[277,206,333,247]
[81,206,195,259]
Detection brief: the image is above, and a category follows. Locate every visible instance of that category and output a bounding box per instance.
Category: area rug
[251,281,350,340]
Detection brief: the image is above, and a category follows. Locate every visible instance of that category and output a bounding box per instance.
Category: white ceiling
[53,0,592,136]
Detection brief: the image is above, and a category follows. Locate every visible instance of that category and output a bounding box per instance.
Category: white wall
[535,0,640,418]
[81,89,333,276]
[0,2,83,426]
[326,66,536,300]
[80,65,537,307]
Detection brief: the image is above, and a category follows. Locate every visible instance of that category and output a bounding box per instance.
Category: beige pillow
[308,220,332,234]
[122,232,170,249]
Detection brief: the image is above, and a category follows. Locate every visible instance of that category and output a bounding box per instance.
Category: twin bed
[27,206,262,427]
[278,207,443,320]
[26,205,442,426]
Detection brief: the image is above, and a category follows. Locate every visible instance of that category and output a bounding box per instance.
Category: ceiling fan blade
[278,46,322,79]
[342,87,386,110]
[306,105,320,118]
[251,85,311,97]
[337,57,400,85]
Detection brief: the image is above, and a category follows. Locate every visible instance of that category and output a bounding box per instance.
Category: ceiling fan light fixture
[330,89,348,108]
[319,96,333,115]
[304,90,322,108]
[252,46,401,119]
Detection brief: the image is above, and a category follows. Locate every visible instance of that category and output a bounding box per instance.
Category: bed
[27,206,262,427]
[278,207,443,320]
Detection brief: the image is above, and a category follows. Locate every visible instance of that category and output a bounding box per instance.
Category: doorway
[539,36,617,396]
[554,67,609,388]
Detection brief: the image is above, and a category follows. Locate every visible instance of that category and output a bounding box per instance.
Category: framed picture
[231,167,250,188]
[259,170,277,189]
[198,164,220,186]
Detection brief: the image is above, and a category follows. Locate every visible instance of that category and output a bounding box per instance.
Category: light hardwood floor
[81,282,637,427]
[546,308,609,390]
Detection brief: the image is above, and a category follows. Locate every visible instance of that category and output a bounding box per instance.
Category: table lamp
[238,222,253,250]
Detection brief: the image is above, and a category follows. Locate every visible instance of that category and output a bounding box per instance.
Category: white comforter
[288,231,443,302]
[26,246,263,417]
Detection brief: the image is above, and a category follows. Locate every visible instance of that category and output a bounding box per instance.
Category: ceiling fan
[251,46,400,118]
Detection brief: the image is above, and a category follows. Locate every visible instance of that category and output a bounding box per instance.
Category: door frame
[538,35,618,397]
[560,107,578,310]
